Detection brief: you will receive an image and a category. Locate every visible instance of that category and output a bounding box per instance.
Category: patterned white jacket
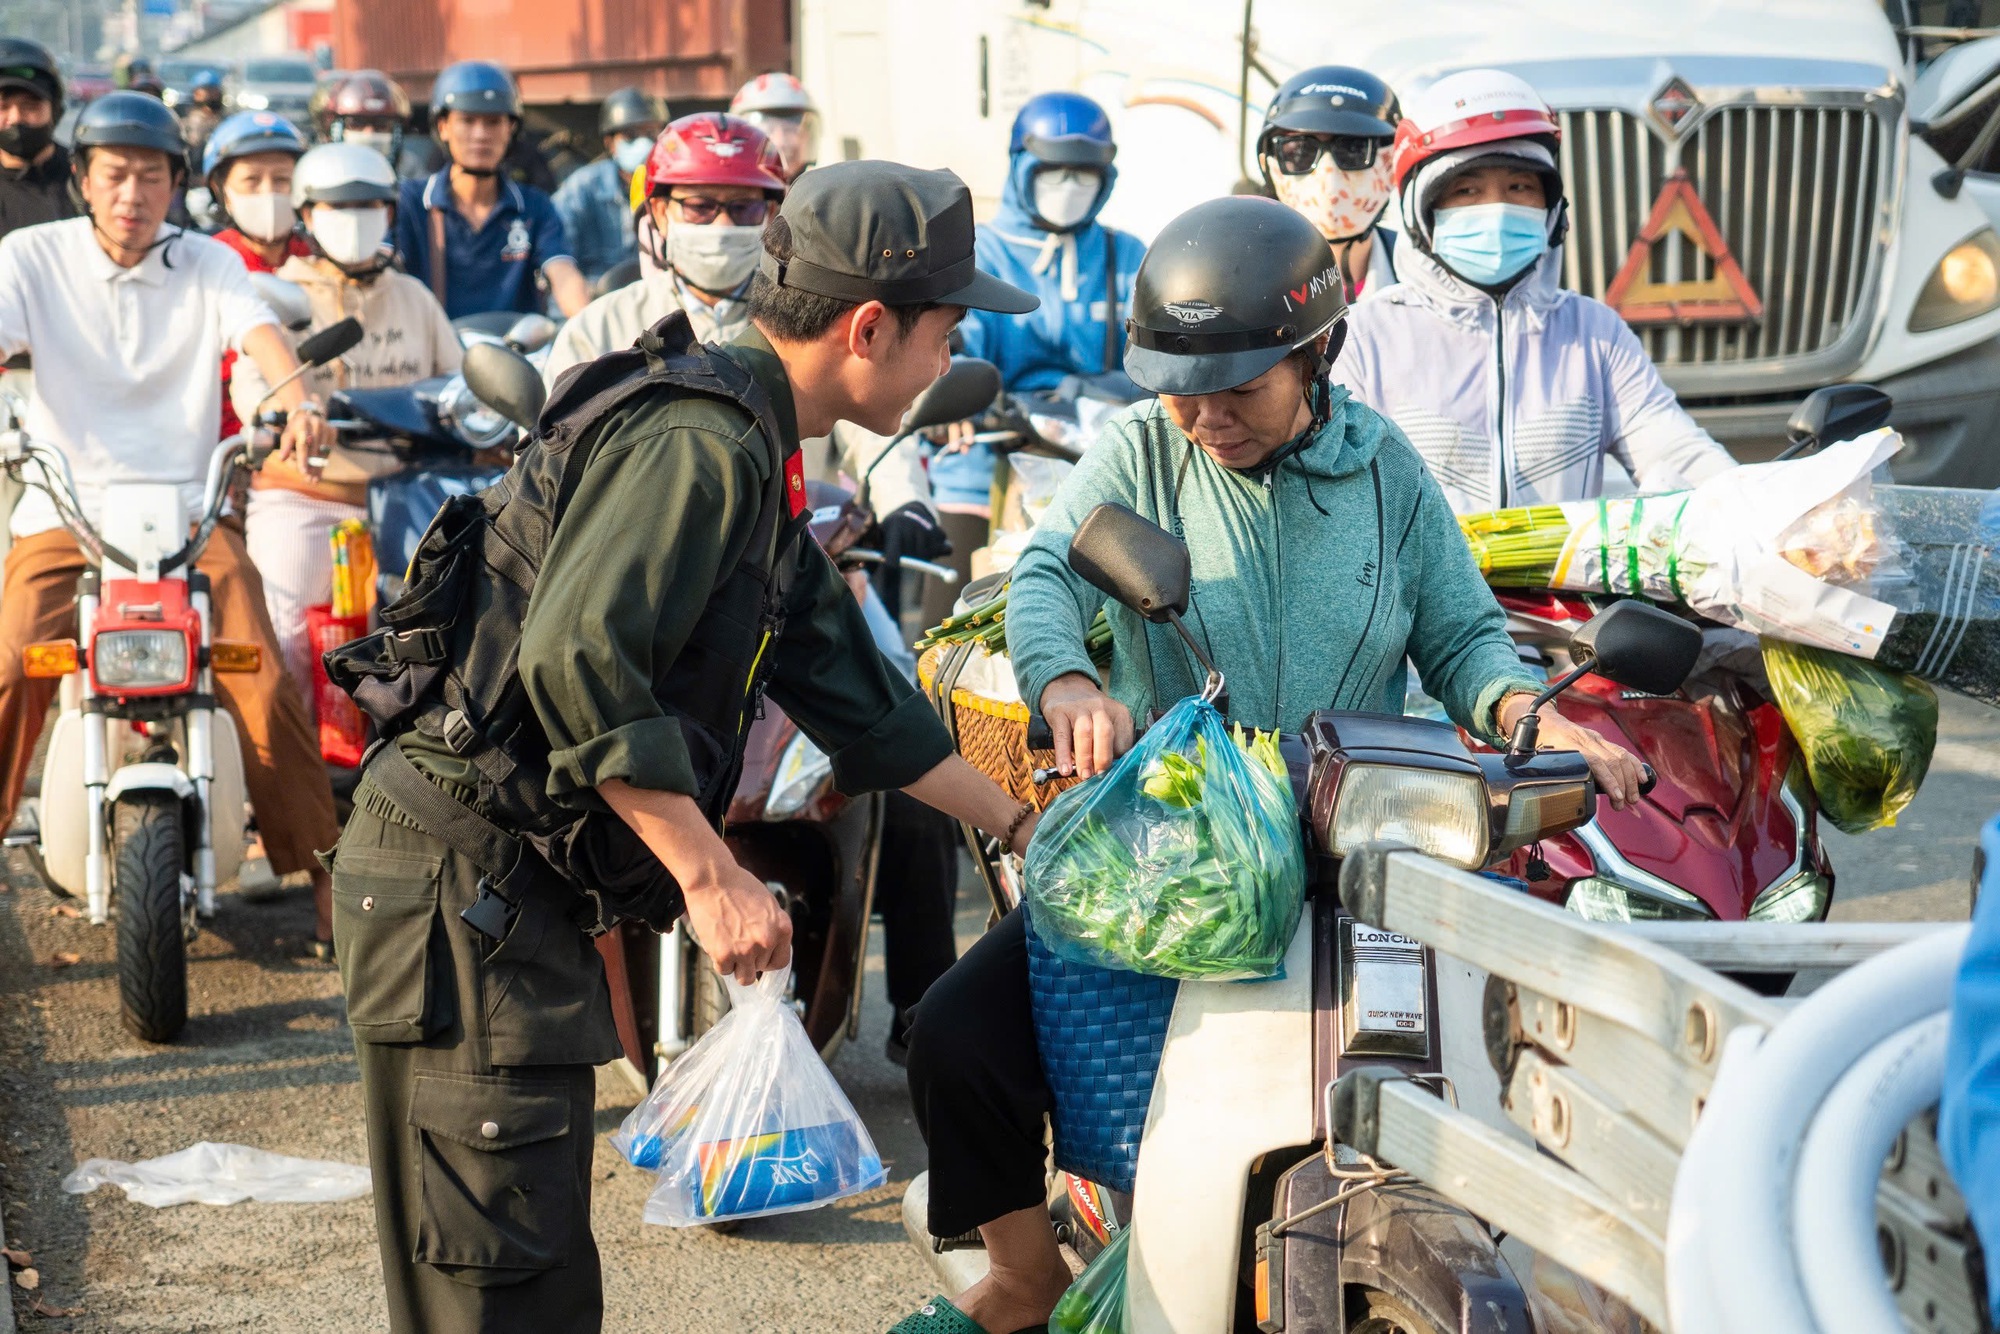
[1332,241,1736,514]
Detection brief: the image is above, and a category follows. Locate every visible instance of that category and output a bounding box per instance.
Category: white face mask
[1032,167,1101,231]
[310,205,391,268]
[611,135,653,175]
[667,224,763,293]
[343,129,397,160]
[225,189,295,244]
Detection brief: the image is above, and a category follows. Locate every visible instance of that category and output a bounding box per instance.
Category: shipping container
[330,0,792,107]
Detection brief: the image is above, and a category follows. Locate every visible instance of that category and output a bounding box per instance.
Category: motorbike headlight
[234,90,268,109]
[93,630,189,689]
[1749,868,1831,924]
[1565,875,1714,923]
[765,731,834,819]
[1911,228,2000,332]
[1324,765,1488,869]
[435,374,516,451]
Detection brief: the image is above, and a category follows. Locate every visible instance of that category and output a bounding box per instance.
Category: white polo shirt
[0,218,277,538]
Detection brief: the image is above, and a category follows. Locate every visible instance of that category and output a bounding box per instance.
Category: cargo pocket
[332,843,443,1043]
[409,1070,578,1278]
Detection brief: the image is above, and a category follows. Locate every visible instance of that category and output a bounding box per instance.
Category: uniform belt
[364,741,540,940]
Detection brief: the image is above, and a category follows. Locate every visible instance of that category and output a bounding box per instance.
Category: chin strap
[87,215,182,268]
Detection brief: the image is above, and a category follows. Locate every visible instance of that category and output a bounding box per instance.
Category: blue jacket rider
[934,91,1147,514]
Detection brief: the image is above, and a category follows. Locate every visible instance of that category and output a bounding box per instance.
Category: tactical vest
[325,312,812,932]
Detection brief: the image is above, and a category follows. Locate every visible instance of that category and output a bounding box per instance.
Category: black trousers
[905,909,1052,1238]
[876,790,962,1014]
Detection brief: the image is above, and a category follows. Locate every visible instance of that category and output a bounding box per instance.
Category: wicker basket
[920,645,1083,810]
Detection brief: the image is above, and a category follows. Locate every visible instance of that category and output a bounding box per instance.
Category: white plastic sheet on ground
[61,1141,372,1207]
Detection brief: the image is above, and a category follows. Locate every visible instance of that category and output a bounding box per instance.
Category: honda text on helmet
[1391,68,1566,290]
[293,141,399,274]
[202,110,308,246]
[0,36,64,163]
[1259,65,1399,245]
[729,71,819,182]
[1125,194,1348,444]
[316,70,412,170]
[631,112,787,296]
[1009,90,1116,233]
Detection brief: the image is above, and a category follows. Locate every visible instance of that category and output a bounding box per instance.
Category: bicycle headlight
[93,630,190,689]
[1323,764,1488,869]
[765,731,834,819]
[435,374,516,451]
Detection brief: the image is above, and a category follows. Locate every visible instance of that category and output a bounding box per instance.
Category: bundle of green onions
[917,584,1114,666]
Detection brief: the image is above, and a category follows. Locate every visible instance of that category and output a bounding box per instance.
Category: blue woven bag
[1024,904,1178,1193]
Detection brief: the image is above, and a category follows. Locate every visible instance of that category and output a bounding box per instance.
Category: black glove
[871,502,952,608]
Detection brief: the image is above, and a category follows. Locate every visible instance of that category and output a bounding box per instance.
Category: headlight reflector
[1911,228,2000,331]
[1748,869,1831,924]
[94,630,189,689]
[1326,765,1487,869]
[1565,875,1714,923]
[765,731,834,818]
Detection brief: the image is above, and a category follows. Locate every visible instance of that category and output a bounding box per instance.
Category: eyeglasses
[1266,132,1385,176]
[666,194,772,226]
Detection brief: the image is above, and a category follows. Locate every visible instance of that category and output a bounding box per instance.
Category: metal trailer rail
[1331,846,1981,1333]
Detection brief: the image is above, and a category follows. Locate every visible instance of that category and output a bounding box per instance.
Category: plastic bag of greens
[1760,637,1939,834]
[1050,1225,1133,1334]
[610,966,887,1225]
[1024,695,1305,981]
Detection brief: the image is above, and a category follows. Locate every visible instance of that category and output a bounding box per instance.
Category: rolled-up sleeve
[520,424,761,804]
[764,537,953,793]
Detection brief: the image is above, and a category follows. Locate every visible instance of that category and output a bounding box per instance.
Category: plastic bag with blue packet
[609,966,886,1226]
[1024,694,1305,981]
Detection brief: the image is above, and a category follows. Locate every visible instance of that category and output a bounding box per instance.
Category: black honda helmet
[73,91,187,174]
[1124,195,1348,397]
[1261,65,1399,142]
[0,37,63,114]
[598,86,666,137]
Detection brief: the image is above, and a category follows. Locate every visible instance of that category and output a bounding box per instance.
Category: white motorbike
[2,319,361,1042]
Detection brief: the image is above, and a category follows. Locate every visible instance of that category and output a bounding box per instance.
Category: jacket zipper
[1493,298,1510,508]
[1265,470,1284,725]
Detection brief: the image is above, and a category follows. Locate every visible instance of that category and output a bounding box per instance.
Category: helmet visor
[743,109,819,176]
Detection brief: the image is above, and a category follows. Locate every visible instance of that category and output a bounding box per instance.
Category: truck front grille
[1556,103,1890,372]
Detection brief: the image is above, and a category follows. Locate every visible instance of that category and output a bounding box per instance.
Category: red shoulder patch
[784,448,806,518]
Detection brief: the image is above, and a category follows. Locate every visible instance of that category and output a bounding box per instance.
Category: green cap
[760,160,1039,314]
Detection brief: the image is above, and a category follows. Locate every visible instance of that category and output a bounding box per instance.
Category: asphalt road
[1,691,1994,1333]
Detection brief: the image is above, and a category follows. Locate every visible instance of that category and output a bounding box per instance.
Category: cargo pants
[331,773,623,1334]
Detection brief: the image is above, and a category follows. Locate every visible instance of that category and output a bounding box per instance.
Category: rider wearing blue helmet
[393,60,588,318]
[933,92,1146,547]
[180,67,226,164]
[201,112,311,441]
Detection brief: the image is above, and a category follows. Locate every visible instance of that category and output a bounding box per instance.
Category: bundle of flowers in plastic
[609,966,886,1226]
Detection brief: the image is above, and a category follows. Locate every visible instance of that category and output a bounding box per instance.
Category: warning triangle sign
[1604,168,1763,325]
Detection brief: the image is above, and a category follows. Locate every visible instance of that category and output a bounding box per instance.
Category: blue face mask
[1430,202,1549,286]
[612,135,653,176]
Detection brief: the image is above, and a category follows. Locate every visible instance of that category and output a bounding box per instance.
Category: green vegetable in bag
[1024,696,1305,982]
[1050,1225,1133,1334]
[1760,637,1939,834]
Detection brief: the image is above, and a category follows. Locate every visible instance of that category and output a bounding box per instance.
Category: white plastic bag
[61,1142,372,1207]
[611,966,887,1226]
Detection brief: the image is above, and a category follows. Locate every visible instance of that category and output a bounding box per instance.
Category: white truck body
[799,0,2000,483]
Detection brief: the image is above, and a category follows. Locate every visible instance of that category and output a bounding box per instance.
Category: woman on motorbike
[1332,68,1736,512]
[1258,64,1402,300]
[232,141,461,714]
[204,112,311,442]
[893,197,1648,1334]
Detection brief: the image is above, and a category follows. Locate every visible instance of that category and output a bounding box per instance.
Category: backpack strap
[427,206,449,307]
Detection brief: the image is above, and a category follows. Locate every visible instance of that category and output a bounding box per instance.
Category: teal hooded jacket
[1006,388,1540,741]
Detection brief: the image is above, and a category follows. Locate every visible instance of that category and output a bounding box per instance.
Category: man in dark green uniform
[326,160,1046,1333]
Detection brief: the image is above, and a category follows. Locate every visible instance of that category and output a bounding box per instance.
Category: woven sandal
[885,1294,1043,1334]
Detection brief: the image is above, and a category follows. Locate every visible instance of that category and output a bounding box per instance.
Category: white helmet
[730,71,816,118]
[1391,68,1565,249]
[729,71,820,180]
[291,140,399,210]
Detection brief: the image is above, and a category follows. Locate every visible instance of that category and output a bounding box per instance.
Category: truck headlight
[94,630,189,689]
[234,90,268,109]
[1324,765,1488,869]
[1910,228,2000,332]
[1748,868,1831,923]
[765,732,833,818]
[1566,875,1714,923]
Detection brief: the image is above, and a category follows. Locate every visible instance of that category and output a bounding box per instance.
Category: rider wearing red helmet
[543,111,785,379]
[313,70,414,176]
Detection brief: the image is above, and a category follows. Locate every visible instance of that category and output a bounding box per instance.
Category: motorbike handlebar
[1639,762,1658,796]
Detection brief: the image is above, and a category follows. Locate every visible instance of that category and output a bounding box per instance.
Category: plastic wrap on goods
[1760,638,1938,834]
[1050,1224,1133,1333]
[1024,696,1305,982]
[1460,429,2000,705]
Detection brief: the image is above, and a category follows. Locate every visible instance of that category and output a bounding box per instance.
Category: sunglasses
[666,194,772,226]
[1266,132,1385,176]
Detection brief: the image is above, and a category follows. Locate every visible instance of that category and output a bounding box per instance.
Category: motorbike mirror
[904,357,1002,434]
[1784,384,1892,453]
[297,317,364,368]
[1568,600,1702,697]
[250,272,313,331]
[463,341,547,432]
[1068,502,1190,624]
[502,312,560,354]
